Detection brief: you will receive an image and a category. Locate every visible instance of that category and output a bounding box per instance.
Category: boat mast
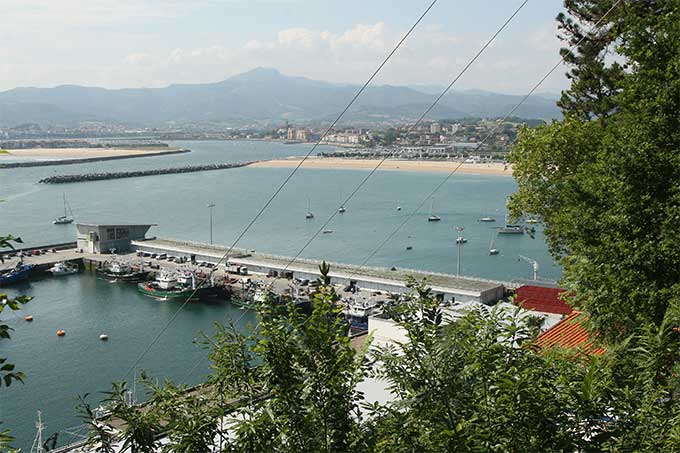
[30,410,44,453]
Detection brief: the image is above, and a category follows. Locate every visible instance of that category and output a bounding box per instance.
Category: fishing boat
[53,193,74,225]
[96,260,147,282]
[343,298,380,330]
[427,198,441,222]
[0,262,34,286]
[138,270,218,301]
[488,232,499,255]
[305,198,314,219]
[48,261,79,275]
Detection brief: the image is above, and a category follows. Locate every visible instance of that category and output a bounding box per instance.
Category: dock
[132,238,507,304]
[2,236,510,305]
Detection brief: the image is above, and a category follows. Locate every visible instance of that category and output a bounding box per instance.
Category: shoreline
[0,148,190,169]
[249,157,512,176]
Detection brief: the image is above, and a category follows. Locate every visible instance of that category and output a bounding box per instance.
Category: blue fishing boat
[0,263,35,286]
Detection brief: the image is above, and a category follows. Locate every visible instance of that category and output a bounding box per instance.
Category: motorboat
[48,262,79,275]
[96,260,147,282]
[0,262,34,286]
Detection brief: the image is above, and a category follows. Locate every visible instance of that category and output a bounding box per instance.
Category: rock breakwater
[39,161,257,184]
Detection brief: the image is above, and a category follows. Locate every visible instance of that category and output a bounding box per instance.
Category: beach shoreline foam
[250,157,512,176]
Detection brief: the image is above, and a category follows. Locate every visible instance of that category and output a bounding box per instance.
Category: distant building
[287,127,295,141]
[76,223,156,254]
[430,122,441,134]
[295,129,308,141]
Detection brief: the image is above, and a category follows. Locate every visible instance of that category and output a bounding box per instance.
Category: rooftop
[536,311,606,356]
[514,285,572,315]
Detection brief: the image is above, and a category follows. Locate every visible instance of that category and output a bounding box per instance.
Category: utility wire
[121,0,439,380]
[270,0,530,281]
[344,0,625,281]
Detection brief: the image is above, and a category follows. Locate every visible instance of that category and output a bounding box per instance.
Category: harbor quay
[2,228,511,312]
[1,225,510,305]
[130,238,509,304]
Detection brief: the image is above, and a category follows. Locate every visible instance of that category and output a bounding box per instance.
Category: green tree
[95,263,371,452]
[509,1,680,338]
[0,234,32,452]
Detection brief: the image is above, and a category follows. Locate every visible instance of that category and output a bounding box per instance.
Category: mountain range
[0,68,562,127]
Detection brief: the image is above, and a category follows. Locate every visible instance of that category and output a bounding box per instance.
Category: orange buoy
[56,330,66,337]
[24,315,33,322]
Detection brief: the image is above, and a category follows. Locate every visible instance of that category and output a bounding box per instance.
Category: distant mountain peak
[0,68,562,127]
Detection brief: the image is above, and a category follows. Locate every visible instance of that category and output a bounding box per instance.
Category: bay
[0,140,560,448]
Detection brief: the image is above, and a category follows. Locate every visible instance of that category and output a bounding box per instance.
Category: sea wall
[38,161,257,184]
[0,148,191,169]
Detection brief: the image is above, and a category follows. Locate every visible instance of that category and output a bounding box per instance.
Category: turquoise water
[0,141,560,448]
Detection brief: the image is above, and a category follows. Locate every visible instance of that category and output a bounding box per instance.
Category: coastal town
[0,116,535,164]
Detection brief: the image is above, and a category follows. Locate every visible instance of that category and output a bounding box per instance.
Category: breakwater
[39,161,257,184]
[0,148,190,169]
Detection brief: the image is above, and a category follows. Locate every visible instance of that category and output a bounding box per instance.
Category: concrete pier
[131,238,508,304]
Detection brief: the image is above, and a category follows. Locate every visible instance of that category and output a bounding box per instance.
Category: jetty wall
[38,161,257,184]
[0,148,191,169]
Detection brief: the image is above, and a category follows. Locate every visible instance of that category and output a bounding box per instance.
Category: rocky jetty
[0,148,190,169]
[39,161,257,184]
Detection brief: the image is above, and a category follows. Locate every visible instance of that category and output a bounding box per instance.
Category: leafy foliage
[0,234,32,451]
[509,1,680,338]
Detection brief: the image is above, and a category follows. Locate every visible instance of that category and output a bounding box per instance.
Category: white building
[76,223,156,254]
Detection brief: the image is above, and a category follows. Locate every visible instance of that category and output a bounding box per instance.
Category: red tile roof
[515,285,573,315]
[536,311,606,356]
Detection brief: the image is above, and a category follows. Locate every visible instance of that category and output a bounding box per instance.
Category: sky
[0,0,570,94]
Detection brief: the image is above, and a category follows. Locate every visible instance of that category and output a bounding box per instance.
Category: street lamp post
[455,226,464,276]
[207,203,216,244]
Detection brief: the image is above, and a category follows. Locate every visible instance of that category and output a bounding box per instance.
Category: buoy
[56,330,65,337]
[99,334,109,341]
[24,315,33,322]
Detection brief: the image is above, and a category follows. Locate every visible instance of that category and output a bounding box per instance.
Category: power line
[344,0,625,281]
[270,0,530,280]
[121,0,439,380]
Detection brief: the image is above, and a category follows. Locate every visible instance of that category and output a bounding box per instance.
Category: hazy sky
[1,0,570,93]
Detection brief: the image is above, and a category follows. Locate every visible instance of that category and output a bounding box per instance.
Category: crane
[518,255,539,280]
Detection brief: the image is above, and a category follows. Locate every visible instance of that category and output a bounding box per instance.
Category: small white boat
[322,229,334,234]
[455,237,467,244]
[338,206,346,213]
[489,231,500,255]
[396,206,402,211]
[48,262,78,275]
[427,198,441,222]
[305,198,314,219]
[480,216,496,222]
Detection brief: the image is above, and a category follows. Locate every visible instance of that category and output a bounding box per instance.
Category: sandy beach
[250,157,512,176]
[1,147,178,159]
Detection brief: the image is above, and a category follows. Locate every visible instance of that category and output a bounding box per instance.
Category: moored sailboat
[427,198,441,222]
[53,193,74,225]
